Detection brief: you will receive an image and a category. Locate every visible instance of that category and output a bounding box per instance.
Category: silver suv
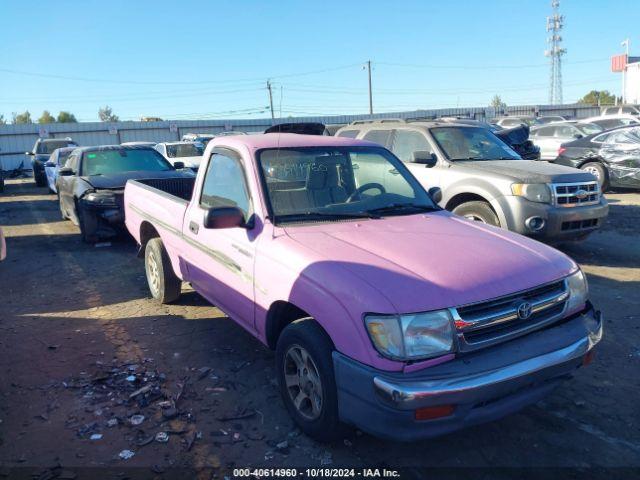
[335,119,609,242]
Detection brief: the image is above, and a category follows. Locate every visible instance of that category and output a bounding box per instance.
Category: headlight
[365,310,455,361]
[566,269,588,312]
[83,191,118,206]
[511,183,552,203]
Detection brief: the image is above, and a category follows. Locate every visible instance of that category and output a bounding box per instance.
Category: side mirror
[25,151,34,156]
[413,151,437,167]
[203,206,249,229]
[573,134,583,139]
[173,161,185,170]
[428,186,443,204]
[58,167,74,177]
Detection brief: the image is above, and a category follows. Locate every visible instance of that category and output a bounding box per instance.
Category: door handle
[388,168,400,175]
[189,221,199,234]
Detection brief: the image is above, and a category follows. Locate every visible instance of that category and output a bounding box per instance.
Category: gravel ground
[0,178,639,479]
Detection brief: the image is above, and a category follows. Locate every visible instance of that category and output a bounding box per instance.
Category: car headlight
[364,310,455,361]
[83,191,118,206]
[511,183,552,203]
[566,269,588,312]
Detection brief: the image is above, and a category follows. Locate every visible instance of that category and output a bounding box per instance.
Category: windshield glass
[576,122,603,135]
[166,143,203,158]
[37,140,77,154]
[258,146,437,223]
[431,126,520,161]
[81,149,172,176]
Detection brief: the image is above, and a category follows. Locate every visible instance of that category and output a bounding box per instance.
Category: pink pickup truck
[124,133,602,441]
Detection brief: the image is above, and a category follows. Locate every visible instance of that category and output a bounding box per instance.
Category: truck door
[182,148,257,331]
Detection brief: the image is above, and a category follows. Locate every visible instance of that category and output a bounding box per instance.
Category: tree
[577,90,616,106]
[98,105,119,122]
[57,111,78,123]
[12,111,32,124]
[490,94,506,110]
[38,110,56,124]
[0,114,6,125]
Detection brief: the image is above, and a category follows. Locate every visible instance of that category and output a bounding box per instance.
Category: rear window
[81,149,172,176]
[37,140,77,154]
[166,143,204,158]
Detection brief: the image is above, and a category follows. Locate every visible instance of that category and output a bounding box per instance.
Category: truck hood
[459,159,591,183]
[284,211,577,313]
[83,170,193,189]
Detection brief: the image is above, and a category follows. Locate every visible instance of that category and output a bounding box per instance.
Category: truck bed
[134,177,196,202]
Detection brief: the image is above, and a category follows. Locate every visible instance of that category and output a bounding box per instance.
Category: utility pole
[622,39,630,104]
[366,60,373,115]
[267,80,275,121]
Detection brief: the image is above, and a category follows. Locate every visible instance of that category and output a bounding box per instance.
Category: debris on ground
[129,414,145,426]
[89,433,102,441]
[118,449,135,460]
[216,406,256,421]
[155,431,169,443]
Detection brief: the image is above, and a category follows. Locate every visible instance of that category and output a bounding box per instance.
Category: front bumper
[497,195,609,241]
[333,305,602,441]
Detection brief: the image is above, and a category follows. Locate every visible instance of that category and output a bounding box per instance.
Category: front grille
[452,280,568,351]
[552,181,600,207]
[561,218,599,231]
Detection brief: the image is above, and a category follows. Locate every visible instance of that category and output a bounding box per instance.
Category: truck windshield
[431,126,520,161]
[257,146,437,223]
[82,149,173,176]
[166,143,204,158]
[37,140,77,154]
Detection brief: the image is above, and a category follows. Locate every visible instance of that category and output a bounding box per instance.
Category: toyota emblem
[517,302,533,320]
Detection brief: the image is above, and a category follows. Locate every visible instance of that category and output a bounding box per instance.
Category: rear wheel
[145,237,181,304]
[452,201,500,227]
[580,162,609,192]
[276,318,342,442]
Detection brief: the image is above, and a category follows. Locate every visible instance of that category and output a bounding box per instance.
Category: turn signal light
[414,405,455,421]
[558,147,567,156]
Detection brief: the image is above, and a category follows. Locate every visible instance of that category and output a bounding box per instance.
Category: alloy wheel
[283,344,323,420]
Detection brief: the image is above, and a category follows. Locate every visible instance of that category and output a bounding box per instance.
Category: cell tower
[545,0,566,105]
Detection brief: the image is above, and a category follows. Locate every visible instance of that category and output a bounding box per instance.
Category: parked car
[601,105,640,117]
[182,133,215,146]
[124,133,602,441]
[57,145,194,243]
[44,147,76,194]
[582,114,640,131]
[530,122,603,161]
[0,227,5,261]
[154,141,204,170]
[336,119,608,241]
[555,125,640,191]
[26,138,78,187]
[265,122,329,135]
[494,116,541,128]
[536,115,569,124]
[121,141,157,147]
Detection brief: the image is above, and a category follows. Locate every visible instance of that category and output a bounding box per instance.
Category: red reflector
[558,147,567,156]
[414,405,455,421]
[583,349,595,366]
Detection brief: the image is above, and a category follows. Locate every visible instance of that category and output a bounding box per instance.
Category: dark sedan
[555,125,640,191]
[57,145,194,243]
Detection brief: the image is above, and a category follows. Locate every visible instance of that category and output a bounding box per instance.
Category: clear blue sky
[0,0,636,122]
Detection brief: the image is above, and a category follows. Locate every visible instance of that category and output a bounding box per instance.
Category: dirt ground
[0,178,639,479]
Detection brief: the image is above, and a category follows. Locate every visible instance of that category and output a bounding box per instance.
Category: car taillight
[558,147,567,156]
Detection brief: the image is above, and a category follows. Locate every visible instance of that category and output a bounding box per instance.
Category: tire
[580,162,609,192]
[276,318,342,442]
[452,201,500,227]
[144,237,181,304]
[77,202,99,243]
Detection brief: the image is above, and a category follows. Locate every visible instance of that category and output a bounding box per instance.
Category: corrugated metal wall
[0,104,601,171]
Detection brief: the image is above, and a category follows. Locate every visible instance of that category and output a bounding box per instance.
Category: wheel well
[445,192,491,212]
[138,221,160,257]
[265,301,312,350]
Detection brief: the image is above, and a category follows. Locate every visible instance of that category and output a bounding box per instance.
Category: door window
[391,130,432,163]
[337,129,359,138]
[200,152,251,219]
[534,126,555,137]
[554,126,576,137]
[362,129,392,147]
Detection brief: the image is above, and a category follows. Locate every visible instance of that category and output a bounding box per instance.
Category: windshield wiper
[366,203,440,215]
[276,210,381,222]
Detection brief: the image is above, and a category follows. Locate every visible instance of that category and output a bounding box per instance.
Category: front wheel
[145,237,181,304]
[276,318,342,442]
[452,201,500,227]
[581,162,609,192]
